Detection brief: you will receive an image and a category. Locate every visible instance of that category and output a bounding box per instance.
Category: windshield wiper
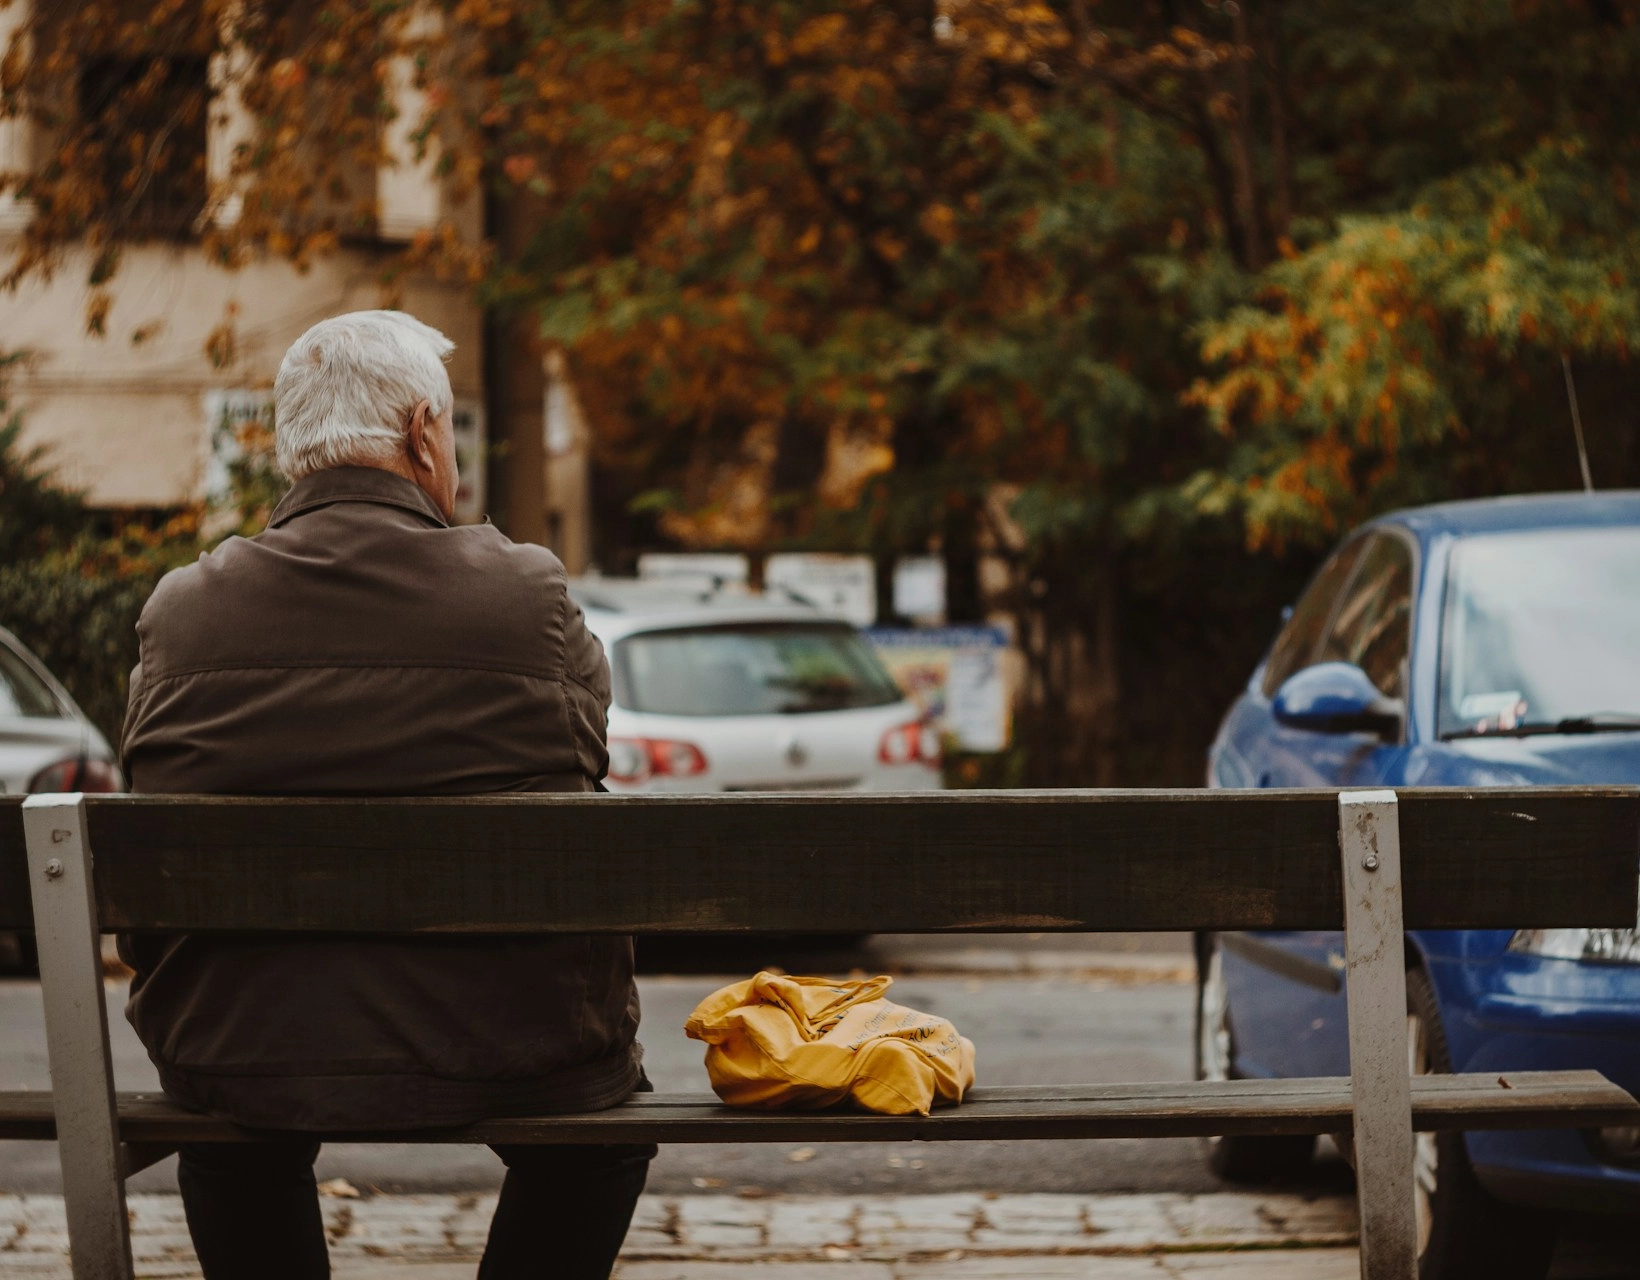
[1443,712,1640,741]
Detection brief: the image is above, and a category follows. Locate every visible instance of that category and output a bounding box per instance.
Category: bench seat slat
[0,1074,1631,1146]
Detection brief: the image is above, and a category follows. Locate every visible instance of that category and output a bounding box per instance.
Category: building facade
[0,1,592,562]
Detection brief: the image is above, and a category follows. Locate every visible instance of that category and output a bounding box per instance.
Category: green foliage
[7,0,1640,783]
[207,401,291,538]
[0,539,182,743]
[481,0,1640,781]
[943,746,1031,791]
[1192,4,1640,546]
[0,373,281,745]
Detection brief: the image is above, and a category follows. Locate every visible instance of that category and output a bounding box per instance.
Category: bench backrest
[3,788,1636,934]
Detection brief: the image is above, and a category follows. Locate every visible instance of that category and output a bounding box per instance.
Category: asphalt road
[0,931,1302,1197]
[4,931,1634,1277]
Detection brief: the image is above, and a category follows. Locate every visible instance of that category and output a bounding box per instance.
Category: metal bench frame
[13,787,1640,1280]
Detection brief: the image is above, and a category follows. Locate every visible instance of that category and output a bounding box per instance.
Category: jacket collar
[268,467,450,530]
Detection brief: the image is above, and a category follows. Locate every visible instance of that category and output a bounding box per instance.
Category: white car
[0,625,121,969]
[571,580,942,793]
[0,625,121,796]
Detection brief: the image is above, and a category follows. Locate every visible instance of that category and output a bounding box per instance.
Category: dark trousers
[176,1138,655,1280]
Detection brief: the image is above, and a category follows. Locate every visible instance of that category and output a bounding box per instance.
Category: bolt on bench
[3,787,1638,1280]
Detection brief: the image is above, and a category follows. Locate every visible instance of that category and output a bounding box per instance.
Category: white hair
[273,310,456,481]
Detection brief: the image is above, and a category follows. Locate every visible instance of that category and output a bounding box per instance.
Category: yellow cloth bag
[684,971,976,1116]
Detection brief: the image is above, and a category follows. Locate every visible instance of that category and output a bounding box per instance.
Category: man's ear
[406,400,436,475]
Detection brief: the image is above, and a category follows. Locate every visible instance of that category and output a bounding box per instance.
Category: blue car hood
[1421,732,1640,786]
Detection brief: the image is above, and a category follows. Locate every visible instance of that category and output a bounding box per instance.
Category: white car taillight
[27,757,123,793]
[607,739,650,782]
[878,722,942,767]
[607,736,709,784]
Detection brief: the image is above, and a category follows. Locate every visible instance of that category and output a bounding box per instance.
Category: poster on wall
[450,400,487,525]
[202,388,276,504]
[865,625,1012,752]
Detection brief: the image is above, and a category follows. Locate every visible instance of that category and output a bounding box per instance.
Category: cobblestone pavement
[0,1191,1358,1278]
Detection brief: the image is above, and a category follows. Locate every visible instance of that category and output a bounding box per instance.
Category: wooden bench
[3,787,1638,1280]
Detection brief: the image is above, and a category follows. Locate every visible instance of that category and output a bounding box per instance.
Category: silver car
[570,579,943,794]
[0,625,121,795]
[0,625,121,967]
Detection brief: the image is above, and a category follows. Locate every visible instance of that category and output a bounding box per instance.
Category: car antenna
[1560,352,1595,492]
[769,582,820,609]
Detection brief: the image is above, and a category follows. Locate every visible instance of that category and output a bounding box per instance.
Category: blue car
[1204,491,1640,1280]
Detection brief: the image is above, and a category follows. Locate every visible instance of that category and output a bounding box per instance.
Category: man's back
[120,466,642,1130]
[125,466,608,795]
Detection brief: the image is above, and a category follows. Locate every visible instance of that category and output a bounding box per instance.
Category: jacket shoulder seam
[563,666,604,697]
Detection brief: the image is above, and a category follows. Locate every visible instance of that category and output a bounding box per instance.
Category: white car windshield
[0,642,63,718]
[612,623,903,716]
[1439,527,1640,738]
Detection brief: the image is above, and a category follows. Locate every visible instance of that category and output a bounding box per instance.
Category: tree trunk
[1164,0,1257,270]
[1226,0,1267,271]
[1088,565,1121,787]
[1011,544,1122,786]
[873,549,900,626]
[1260,0,1294,239]
[1102,94,1121,187]
[942,498,983,624]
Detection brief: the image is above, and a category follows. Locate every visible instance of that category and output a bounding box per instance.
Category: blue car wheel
[1405,966,1558,1280]
[1194,933,1316,1182]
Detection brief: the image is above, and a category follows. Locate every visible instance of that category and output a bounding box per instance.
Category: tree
[0,356,279,739]
[6,0,1638,783]
[461,1,1266,781]
[1189,1,1640,546]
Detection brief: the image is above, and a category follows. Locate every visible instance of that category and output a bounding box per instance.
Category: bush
[0,534,193,743]
[0,368,281,746]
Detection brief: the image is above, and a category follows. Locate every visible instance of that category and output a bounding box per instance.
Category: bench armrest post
[1340,790,1417,1280]
[22,793,135,1280]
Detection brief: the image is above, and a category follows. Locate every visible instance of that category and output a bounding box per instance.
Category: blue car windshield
[1440,527,1640,738]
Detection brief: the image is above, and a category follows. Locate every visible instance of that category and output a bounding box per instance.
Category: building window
[77,55,209,238]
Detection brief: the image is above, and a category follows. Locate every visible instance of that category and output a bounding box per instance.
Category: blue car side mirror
[1272,663,1404,741]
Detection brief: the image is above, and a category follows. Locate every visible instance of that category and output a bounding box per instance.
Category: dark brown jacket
[119,466,641,1130]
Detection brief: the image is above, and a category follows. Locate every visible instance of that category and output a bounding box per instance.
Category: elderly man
[120,311,650,1279]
